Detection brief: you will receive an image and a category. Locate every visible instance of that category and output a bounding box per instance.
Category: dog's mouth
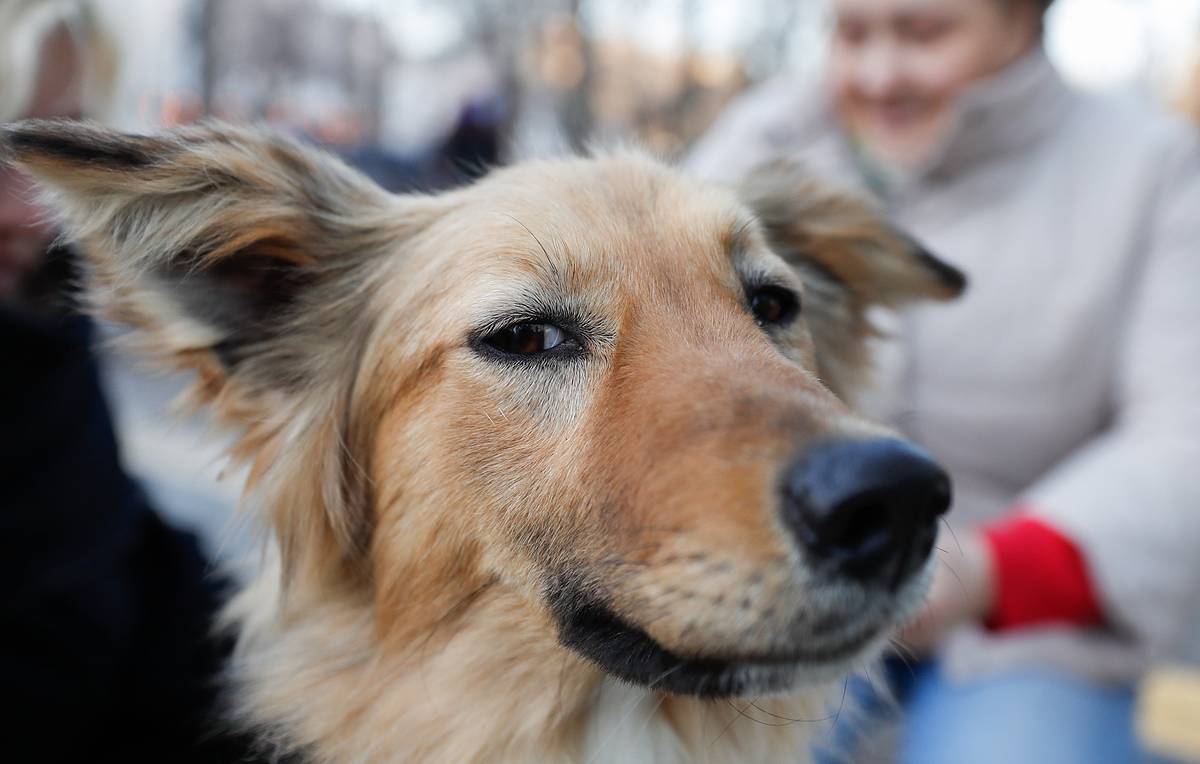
[549,588,883,698]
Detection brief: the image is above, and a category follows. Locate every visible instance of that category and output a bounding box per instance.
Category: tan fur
[738,156,964,398]
[1,121,962,763]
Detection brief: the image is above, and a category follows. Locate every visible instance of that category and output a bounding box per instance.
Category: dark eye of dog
[483,322,577,356]
[749,285,800,328]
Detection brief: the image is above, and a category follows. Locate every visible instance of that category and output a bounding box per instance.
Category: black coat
[1,261,253,761]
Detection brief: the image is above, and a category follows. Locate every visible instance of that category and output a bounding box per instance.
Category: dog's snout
[783,438,951,589]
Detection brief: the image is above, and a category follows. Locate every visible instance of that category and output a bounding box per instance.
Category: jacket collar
[853,46,1075,195]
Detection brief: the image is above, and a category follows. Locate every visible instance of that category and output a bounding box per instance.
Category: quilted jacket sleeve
[1023,132,1200,660]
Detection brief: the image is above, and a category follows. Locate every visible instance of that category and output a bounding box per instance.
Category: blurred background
[105,0,1200,163]
[81,0,1200,567]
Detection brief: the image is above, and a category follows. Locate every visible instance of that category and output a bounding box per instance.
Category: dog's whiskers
[942,517,964,558]
[886,636,921,671]
[938,557,967,596]
[749,700,834,725]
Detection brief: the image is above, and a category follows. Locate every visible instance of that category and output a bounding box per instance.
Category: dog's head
[1,122,963,698]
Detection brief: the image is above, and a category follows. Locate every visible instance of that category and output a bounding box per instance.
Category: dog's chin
[551,593,888,698]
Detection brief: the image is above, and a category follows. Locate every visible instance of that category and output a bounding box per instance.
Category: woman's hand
[897,532,995,655]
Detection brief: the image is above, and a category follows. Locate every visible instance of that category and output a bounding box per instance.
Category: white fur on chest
[574,681,688,764]
[572,680,815,764]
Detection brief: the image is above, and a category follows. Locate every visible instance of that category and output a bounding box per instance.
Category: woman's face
[830,0,1040,167]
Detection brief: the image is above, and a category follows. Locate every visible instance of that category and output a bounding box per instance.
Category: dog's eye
[749,285,800,328]
[483,322,576,355]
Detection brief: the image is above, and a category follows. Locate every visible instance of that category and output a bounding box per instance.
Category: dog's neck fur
[224,560,828,763]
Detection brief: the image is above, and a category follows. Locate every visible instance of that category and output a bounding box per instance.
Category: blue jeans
[815,658,1172,764]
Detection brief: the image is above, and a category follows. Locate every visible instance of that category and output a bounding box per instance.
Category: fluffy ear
[0,120,424,396]
[738,156,966,400]
[0,120,444,587]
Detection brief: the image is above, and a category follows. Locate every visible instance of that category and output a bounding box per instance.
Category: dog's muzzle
[781,437,951,591]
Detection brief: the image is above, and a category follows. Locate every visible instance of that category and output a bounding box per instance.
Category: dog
[1,120,964,763]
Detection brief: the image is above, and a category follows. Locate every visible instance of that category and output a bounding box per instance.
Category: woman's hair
[996,0,1054,35]
[1007,0,1056,14]
[0,0,117,122]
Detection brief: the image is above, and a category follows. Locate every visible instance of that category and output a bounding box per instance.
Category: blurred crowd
[4,0,1200,762]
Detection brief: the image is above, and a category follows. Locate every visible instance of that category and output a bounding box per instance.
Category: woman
[689,1,1200,762]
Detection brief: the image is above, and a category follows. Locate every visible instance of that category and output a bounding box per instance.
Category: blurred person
[343,95,507,193]
[689,0,1200,762]
[1,2,246,760]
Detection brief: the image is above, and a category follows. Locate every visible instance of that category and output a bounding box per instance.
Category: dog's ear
[738,157,966,400]
[0,120,448,586]
[0,120,445,399]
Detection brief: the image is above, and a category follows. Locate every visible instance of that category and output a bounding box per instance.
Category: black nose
[782,438,951,589]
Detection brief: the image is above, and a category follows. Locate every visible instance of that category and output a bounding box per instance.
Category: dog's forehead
[441,154,765,286]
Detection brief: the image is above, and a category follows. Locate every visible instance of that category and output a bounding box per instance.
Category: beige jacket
[687,49,1200,682]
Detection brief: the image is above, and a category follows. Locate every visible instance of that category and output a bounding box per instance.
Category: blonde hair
[0,0,117,122]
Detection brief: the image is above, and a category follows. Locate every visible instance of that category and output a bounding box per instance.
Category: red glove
[981,512,1104,631]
